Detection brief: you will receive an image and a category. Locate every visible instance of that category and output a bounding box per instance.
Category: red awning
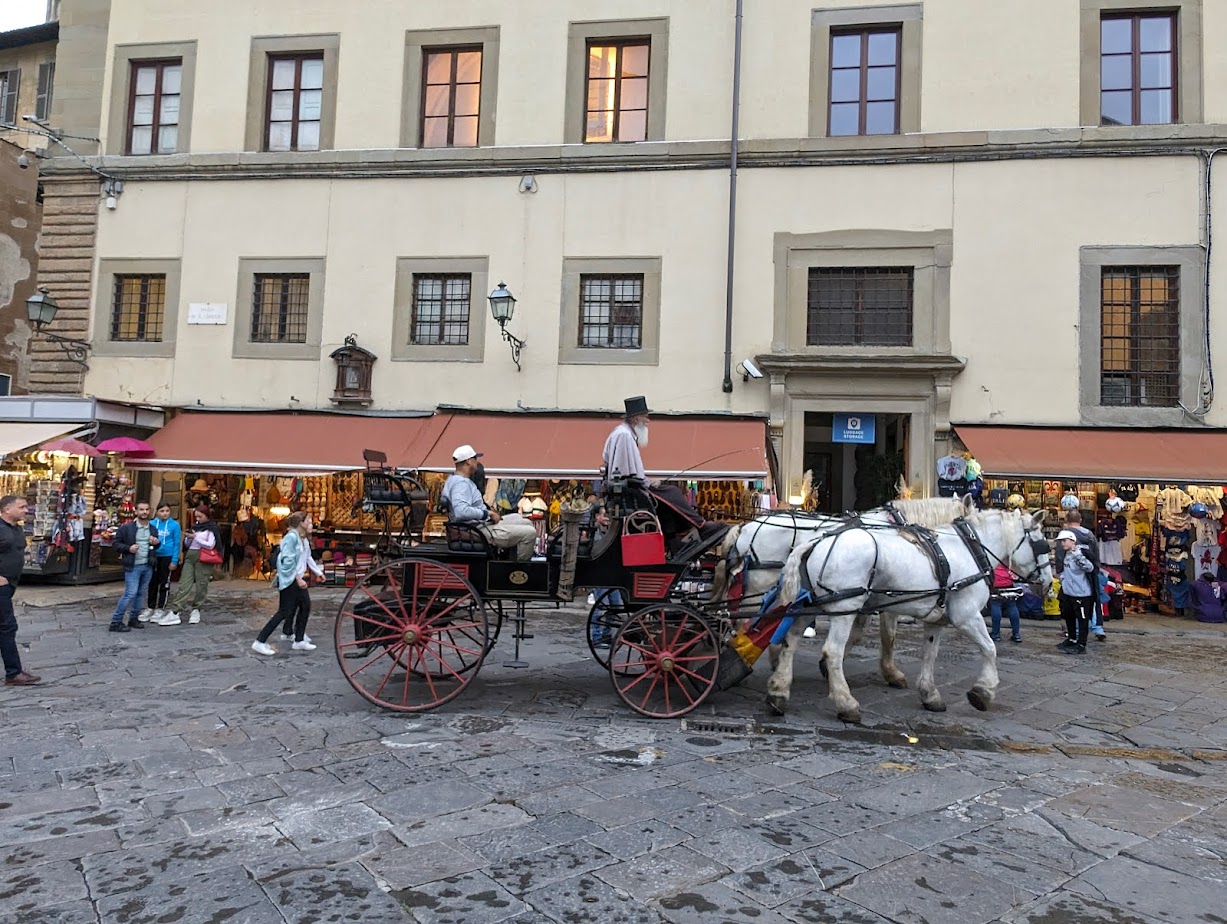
[955,425,1227,482]
[127,412,431,474]
[404,413,771,480]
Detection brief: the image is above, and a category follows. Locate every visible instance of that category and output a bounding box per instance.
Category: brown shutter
[0,69,20,126]
[35,62,54,120]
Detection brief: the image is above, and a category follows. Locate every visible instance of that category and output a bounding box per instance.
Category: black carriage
[334,454,730,718]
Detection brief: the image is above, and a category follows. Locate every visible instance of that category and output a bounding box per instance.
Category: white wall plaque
[187,302,228,325]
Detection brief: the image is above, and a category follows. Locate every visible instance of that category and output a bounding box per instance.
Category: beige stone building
[27,0,1227,503]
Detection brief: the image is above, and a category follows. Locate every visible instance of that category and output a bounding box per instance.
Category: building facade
[29,0,1227,501]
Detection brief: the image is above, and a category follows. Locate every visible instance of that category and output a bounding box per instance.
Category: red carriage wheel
[608,604,720,718]
[585,589,635,669]
[334,557,490,712]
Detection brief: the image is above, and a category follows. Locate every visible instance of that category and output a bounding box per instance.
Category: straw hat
[189,478,210,493]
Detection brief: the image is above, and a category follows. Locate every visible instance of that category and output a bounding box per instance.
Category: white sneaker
[803,626,817,639]
[156,611,181,626]
[586,593,596,606]
[152,609,164,622]
[280,633,294,641]
[188,610,201,624]
[251,641,276,656]
[291,640,317,651]
[137,608,153,623]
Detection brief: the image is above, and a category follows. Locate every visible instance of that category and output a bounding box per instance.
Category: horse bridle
[1001,526,1052,585]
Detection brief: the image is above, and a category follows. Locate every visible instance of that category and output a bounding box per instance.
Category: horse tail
[708,523,742,604]
[778,541,808,608]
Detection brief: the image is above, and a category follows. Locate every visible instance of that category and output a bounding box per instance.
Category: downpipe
[721,0,744,394]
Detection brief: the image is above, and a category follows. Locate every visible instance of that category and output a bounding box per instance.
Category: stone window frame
[244,34,340,153]
[1078,245,1205,426]
[559,257,662,366]
[232,257,326,361]
[1079,0,1202,127]
[564,19,669,145]
[91,259,182,359]
[809,4,923,139]
[105,41,198,155]
[391,256,488,363]
[401,27,500,148]
[772,230,952,355]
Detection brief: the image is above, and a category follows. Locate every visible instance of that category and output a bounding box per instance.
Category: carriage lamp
[26,287,90,369]
[488,282,525,372]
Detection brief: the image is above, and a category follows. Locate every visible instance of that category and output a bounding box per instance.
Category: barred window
[410,274,471,345]
[585,40,650,143]
[250,273,310,343]
[806,267,913,346]
[1100,266,1180,407]
[110,274,166,342]
[579,275,643,348]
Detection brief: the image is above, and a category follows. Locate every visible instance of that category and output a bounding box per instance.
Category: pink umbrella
[96,437,155,455]
[39,437,101,457]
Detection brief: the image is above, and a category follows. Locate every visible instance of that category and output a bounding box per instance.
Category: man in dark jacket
[0,494,39,685]
[109,501,160,633]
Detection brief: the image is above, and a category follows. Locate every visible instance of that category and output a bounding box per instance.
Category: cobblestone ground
[3,584,1226,924]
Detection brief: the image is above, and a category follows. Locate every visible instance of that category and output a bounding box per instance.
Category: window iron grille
[251,273,310,344]
[411,274,471,345]
[1100,266,1180,407]
[806,267,913,346]
[110,274,166,342]
[579,274,643,348]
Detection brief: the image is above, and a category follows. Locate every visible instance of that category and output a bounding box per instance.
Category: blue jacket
[112,520,160,571]
[275,529,305,591]
[155,517,181,564]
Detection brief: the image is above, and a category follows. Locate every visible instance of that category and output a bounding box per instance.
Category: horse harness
[794,515,994,612]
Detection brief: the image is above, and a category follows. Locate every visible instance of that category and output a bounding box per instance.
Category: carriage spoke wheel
[586,589,635,669]
[335,558,490,712]
[608,604,719,718]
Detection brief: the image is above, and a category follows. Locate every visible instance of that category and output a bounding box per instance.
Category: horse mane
[892,496,967,528]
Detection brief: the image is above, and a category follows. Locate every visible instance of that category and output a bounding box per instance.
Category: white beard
[633,423,649,447]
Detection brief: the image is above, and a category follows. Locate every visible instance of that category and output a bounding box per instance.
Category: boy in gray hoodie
[1056,529,1095,654]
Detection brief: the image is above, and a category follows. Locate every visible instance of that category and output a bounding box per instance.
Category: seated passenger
[442,445,538,561]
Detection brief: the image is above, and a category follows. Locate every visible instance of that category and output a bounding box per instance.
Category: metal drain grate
[680,719,754,735]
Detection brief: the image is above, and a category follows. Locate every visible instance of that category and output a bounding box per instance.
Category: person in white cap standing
[1055,528,1095,655]
[443,445,538,560]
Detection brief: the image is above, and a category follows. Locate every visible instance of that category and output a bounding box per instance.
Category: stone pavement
[3,583,1227,924]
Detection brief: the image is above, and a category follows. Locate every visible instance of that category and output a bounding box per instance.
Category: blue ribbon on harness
[755,584,815,645]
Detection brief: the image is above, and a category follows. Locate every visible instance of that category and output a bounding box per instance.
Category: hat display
[189,478,210,493]
[623,396,651,418]
[452,444,483,464]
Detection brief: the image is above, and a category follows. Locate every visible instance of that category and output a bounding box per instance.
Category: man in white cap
[443,445,538,560]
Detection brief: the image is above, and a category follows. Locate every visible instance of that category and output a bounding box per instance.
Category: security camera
[17,152,29,169]
[738,358,763,381]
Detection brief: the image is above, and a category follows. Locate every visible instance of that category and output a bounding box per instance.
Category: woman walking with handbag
[157,505,221,626]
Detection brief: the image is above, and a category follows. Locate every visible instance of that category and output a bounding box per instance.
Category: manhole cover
[680,719,753,735]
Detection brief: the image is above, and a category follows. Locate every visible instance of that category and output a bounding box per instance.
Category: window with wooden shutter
[0,70,19,127]
[35,62,54,121]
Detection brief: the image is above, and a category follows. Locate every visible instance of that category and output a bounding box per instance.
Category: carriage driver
[443,445,539,561]
[602,396,727,551]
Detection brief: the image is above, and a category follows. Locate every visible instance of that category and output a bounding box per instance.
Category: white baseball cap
[452,444,483,464]
[1055,529,1078,542]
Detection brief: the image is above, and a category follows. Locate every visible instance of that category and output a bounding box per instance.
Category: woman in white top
[159,505,219,626]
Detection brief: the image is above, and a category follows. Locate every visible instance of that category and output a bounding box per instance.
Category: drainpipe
[721,0,744,394]
[1191,147,1227,417]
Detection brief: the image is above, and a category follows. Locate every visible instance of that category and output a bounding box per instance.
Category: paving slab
[1065,855,1227,923]
[525,871,663,924]
[655,881,803,924]
[262,863,411,923]
[93,864,281,924]
[395,870,529,924]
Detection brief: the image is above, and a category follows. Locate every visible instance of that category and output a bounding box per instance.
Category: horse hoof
[966,688,992,712]
[766,694,788,716]
[887,675,908,690]
[837,709,862,724]
[922,700,947,713]
[819,658,830,680]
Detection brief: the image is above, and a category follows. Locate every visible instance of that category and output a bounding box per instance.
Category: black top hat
[623,396,651,418]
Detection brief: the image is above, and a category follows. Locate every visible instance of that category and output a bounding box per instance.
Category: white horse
[770,504,1052,723]
[709,496,970,690]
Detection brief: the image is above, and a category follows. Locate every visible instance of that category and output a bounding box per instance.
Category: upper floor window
[806,267,913,346]
[584,40,649,143]
[579,275,643,348]
[0,69,20,127]
[1100,266,1179,407]
[127,60,181,155]
[266,53,323,152]
[35,62,55,121]
[251,273,310,343]
[411,274,471,345]
[1100,13,1177,125]
[421,48,481,148]
[111,274,166,342]
[828,28,900,136]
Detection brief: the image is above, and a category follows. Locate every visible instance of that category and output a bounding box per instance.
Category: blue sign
[833,413,876,444]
